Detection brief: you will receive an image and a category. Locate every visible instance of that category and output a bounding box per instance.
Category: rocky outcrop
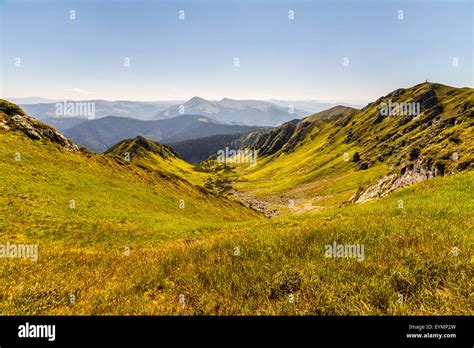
[0,100,79,152]
[413,87,438,110]
[350,159,458,203]
[282,121,315,154]
[247,120,299,156]
[246,119,318,157]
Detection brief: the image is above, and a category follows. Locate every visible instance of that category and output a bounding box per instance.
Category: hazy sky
[1,0,472,103]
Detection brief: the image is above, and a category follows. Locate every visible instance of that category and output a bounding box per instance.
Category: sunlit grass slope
[0,96,472,316]
[0,129,262,249]
[233,83,473,212]
[104,135,208,186]
[1,167,472,315]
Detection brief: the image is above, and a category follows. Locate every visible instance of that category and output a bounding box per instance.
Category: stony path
[232,190,279,217]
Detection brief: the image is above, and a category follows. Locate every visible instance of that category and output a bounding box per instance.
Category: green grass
[227,84,473,220]
[0,89,472,316]
[1,129,472,315]
[0,132,261,250]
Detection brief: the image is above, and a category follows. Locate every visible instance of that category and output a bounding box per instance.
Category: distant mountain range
[49,105,358,161]
[6,97,59,104]
[40,117,88,132]
[63,114,262,153]
[155,97,309,126]
[20,100,178,121]
[16,96,357,127]
[168,106,356,163]
[266,100,363,114]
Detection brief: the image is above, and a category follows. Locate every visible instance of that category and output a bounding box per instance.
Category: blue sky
[1,0,472,103]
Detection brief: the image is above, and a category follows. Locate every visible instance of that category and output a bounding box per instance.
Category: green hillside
[232,83,473,213]
[302,105,356,123]
[0,89,472,316]
[0,100,262,248]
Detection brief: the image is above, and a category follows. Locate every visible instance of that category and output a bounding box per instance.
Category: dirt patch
[232,190,279,217]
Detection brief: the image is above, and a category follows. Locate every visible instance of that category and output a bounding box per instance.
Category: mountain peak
[104,135,180,160]
[188,96,208,103]
[0,99,79,152]
[156,97,308,126]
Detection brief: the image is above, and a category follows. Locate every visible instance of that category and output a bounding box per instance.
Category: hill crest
[0,99,79,152]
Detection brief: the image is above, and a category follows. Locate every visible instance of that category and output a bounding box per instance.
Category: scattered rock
[350,159,454,203]
[413,88,438,110]
[409,147,420,161]
[357,161,369,170]
[3,113,79,152]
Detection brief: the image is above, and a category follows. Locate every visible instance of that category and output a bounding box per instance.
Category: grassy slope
[233,83,473,212]
[0,130,261,249]
[103,135,208,186]
[0,94,472,315]
[303,105,355,123]
[233,119,388,211]
[1,156,471,314]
